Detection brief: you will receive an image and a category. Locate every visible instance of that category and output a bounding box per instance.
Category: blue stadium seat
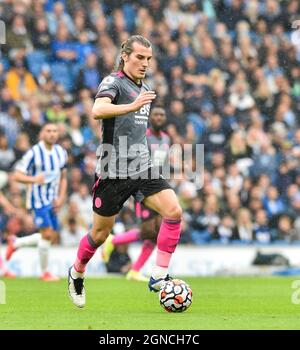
[26,51,49,77]
[50,62,74,91]
[70,63,82,82]
[0,57,10,71]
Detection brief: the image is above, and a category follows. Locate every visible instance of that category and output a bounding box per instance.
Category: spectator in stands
[60,217,86,247]
[189,195,220,244]
[183,196,203,244]
[31,17,52,53]
[51,22,78,64]
[201,113,228,160]
[229,80,255,112]
[105,244,132,275]
[0,105,22,148]
[253,209,272,243]
[13,132,31,162]
[5,60,37,101]
[251,141,279,180]
[167,99,195,144]
[76,31,96,66]
[225,163,244,194]
[214,214,235,243]
[45,96,67,123]
[0,0,300,248]
[69,183,93,228]
[235,208,253,242]
[6,14,32,54]
[0,132,16,172]
[275,215,297,243]
[0,88,14,113]
[21,107,43,145]
[263,186,286,221]
[47,1,75,36]
[77,52,100,93]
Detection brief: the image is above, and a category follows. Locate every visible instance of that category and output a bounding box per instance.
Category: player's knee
[41,228,53,240]
[163,205,183,221]
[91,227,110,245]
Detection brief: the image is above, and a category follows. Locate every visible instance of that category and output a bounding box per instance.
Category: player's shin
[132,240,155,271]
[38,238,51,273]
[72,233,100,277]
[152,219,181,279]
[112,228,140,245]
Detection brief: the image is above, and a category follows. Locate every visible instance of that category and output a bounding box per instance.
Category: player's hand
[3,205,16,216]
[34,173,45,185]
[52,197,64,213]
[130,91,156,111]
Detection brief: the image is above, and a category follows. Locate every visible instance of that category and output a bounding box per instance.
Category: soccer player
[68,35,182,308]
[0,191,16,278]
[102,106,171,282]
[6,123,67,281]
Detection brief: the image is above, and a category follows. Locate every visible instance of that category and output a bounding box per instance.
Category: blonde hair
[236,208,252,228]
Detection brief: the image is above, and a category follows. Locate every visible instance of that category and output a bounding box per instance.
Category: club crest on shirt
[99,76,115,91]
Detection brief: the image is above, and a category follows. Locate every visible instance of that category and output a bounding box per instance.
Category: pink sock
[156,219,181,268]
[132,240,155,271]
[112,228,140,245]
[74,234,99,273]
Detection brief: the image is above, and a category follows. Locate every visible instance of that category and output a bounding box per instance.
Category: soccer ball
[159,279,192,313]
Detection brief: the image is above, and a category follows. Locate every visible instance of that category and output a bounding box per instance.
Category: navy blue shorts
[33,205,60,232]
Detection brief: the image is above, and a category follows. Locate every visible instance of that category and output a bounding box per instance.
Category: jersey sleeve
[62,149,68,169]
[95,75,120,101]
[14,149,34,174]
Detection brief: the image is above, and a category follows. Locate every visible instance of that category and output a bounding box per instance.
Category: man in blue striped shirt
[6,123,68,281]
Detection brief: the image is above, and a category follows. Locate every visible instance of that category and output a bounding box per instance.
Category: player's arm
[53,168,67,212]
[13,170,45,185]
[92,91,156,120]
[0,191,15,214]
[13,149,44,185]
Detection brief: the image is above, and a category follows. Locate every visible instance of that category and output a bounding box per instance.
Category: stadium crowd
[1,0,300,246]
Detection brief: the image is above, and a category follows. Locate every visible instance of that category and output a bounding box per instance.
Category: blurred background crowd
[1,0,300,246]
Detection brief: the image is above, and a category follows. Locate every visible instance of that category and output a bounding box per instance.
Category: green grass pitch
[0,276,299,330]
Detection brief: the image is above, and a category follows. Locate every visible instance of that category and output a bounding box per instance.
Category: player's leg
[73,212,116,274]
[143,189,182,292]
[6,205,55,263]
[0,248,16,278]
[68,176,135,307]
[126,240,155,282]
[38,226,59,281]
[68,212,116,307]
[139,214,161,241]
[32,205,60,281]
[5,232,41,261]
[102,201,148,263]
[102,227,140,263]
[102,201,150,262]
[126,215,159,281]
